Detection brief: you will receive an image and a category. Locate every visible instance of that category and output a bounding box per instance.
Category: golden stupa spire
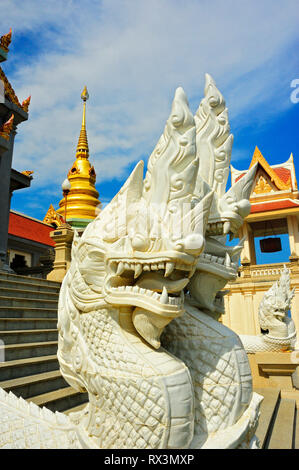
[76,85,89,159]
[56,85,101,229]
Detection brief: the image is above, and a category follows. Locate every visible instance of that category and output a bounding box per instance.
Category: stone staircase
[0,272,88,414]
[254,388,299,448]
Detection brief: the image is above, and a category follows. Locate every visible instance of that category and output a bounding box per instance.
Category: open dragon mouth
[198,251,239,279]
[104,255,196,316]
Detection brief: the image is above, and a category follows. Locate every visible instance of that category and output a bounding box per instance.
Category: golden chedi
[57,86,101,229]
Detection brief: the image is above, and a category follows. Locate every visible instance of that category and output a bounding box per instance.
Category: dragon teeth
[116,262,125,276]
[225,252,231,267]
[160,286,169,304]
[134,264,142,278]
[223,221,231,235]
[164,262,174,277]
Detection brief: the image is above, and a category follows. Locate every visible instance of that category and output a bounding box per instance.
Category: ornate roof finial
[76,86,89,159]
[22,95,31,113]
[0,113,14,140]
[0,28,12,53]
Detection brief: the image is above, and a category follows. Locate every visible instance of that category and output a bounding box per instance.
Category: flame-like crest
[192,74,257,239]
[195,73,233,198]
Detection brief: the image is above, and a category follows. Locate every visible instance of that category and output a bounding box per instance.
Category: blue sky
[1,0,298,265]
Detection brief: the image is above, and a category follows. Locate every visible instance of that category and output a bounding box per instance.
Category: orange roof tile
[250,199,299,214]
[8,212,55,247]
[273,167,292,187]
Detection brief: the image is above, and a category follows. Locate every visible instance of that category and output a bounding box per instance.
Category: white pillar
[240,222,256,265]
[287,215,299,258]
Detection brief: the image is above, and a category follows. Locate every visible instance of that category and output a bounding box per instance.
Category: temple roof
[9,211,55,247]
[0,66,31,113]
[0,29,31,113]
[231,147,297,196]
[249,198,299,214]
[43,204,64,228]
[0,29,11,62]
[0,114,14,140]
[0,29,11,53]
[249,146,291,190]
[231,147,299,220]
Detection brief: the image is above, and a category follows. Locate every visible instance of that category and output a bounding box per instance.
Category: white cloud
[1,0,298,196]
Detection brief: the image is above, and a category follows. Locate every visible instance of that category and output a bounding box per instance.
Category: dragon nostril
[173,234,204,254]
[174,241,184,251]
[183,234,204,254]
[236,199,251,218]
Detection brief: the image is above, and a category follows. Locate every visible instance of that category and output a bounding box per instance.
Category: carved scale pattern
[79,310,169,448]
[0,390,81,449]
[162,305,253,447]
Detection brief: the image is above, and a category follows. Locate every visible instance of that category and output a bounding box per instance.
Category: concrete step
[254,388,281,448]
[0,278,60,294]
[0,318,57,330]
[0,306,58,319]
[0,296,58,308]
[0,272,61,289]
[0,355,59,381]
[0,329,58,344]
[0,340,58,361]
[0,274,88,415]
[0,287,59,300]
[0,370,68,399]
[281,390,299,410]
[267,398,296,449]
[27,386,88,413]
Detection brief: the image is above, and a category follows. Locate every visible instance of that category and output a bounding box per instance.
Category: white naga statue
[0,75,263,449]
[240,266,296,353]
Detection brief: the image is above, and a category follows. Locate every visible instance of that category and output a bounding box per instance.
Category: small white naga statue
[0,75,263,449]
[240,266,296,353]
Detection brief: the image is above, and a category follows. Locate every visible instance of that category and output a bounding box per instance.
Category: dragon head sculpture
[259,265,295,338]
[64,87,213,351]
[182,74,258,317]
[57,77,259,449]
